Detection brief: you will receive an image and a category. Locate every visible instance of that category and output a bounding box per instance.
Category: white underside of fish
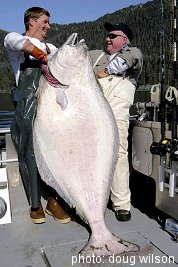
[34,75,118,222]
[33,36,139,256]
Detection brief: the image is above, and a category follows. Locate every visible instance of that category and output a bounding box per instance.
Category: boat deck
[0,113,178,266]
[0,182,178,267]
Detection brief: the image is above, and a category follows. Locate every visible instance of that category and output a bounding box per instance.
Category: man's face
[30,14,50,40]
[105,30,127,54]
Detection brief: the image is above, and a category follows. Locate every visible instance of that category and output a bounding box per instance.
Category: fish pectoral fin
[55,88,68,110]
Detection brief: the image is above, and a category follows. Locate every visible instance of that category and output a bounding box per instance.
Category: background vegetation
[0,0,176,92]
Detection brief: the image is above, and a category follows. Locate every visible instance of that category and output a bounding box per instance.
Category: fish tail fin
[79,229,139,257]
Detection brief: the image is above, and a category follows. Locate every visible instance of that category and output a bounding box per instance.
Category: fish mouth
[64,33,85,47]
[47,32,87,85]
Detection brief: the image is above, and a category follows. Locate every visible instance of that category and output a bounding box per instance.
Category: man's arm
[22,39,47,63]
[4,32,47,63]
[107,56,128,75]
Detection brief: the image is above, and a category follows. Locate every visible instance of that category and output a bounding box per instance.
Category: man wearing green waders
[4,7,70,224]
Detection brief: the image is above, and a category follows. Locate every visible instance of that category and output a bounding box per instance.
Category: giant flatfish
[33,33,139,256]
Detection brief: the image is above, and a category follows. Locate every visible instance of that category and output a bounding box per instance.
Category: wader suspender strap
[93,52,105,69]
[45,43,51,55]
[92,51,120,69]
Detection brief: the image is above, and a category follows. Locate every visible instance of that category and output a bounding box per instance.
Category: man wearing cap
[91,22,143,221]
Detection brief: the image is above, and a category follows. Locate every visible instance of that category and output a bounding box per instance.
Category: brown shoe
[46,198,71,224]
[30,204,46,224]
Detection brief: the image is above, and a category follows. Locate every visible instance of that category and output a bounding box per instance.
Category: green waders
[11,65,42,208]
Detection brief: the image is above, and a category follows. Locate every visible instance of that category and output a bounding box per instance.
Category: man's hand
[96,69,109,79]
[30,46,47,63]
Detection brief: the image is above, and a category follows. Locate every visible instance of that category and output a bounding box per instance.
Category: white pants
[99,76,135,211]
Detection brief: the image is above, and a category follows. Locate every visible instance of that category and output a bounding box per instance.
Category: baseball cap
[104,22,133,41]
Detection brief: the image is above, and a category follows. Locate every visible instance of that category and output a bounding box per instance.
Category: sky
[1,0,150,33]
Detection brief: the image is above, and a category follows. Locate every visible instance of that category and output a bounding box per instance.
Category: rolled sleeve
[4,32,27,51]
[107,56,128,75]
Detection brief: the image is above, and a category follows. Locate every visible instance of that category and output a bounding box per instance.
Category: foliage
[0,29,15,92]
[0,0,176,92]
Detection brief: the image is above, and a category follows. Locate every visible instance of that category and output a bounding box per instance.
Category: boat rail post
[159,155,166,191]
[169,160,176,197]
[169,0,178,197]
[150,0,168,192]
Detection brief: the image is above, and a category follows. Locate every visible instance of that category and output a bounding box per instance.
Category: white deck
[0,182,177,267]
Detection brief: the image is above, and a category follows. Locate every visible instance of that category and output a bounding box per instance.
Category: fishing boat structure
[130,0,178,243]
[0,1,178,266]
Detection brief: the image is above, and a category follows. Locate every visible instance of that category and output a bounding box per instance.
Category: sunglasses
[106,33,126,39]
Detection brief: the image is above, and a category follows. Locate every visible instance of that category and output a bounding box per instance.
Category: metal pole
[173,0,177,87]
[170,0,178,197]
[160,0,166,140]
[173,0,177,67]
[171,0,177,140]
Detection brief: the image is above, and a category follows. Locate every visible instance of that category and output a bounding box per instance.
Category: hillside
[0,0,175,92]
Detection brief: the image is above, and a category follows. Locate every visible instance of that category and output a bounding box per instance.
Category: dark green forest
[0,0,177,92]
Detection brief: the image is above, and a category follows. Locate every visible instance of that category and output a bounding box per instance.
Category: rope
[165,86,178,103]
